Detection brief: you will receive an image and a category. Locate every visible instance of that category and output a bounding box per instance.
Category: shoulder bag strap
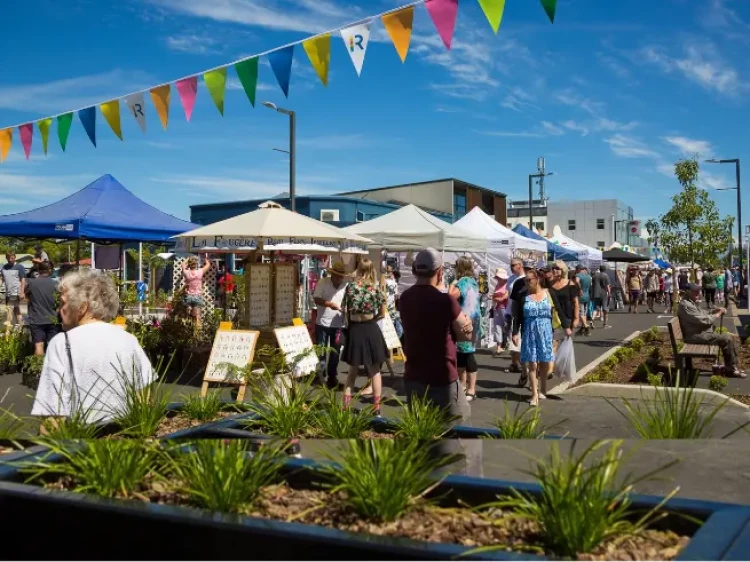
[64,331,79,410]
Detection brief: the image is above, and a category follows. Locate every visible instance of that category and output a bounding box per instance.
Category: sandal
[517,373,528,388]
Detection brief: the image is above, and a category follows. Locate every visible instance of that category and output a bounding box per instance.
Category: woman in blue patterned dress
[449,257,482,402]
[511,269,557,406]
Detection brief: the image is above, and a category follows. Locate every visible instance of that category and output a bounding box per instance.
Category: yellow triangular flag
[37,118,52,156]
[303,33,331,86]
[0,128,12,163]
[150,85,171,130]
[100,100,123,140]
[382,6,414,62]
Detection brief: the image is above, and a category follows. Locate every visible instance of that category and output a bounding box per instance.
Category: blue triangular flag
[268,45,294,98]
[78,107,96,147]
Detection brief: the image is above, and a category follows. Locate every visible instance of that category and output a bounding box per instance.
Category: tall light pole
[528,172,553,231]
[706,158,741,284]
[262,102,296,213]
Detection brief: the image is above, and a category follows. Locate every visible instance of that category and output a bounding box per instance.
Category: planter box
[178,412,566,441]
[0,454,746,560]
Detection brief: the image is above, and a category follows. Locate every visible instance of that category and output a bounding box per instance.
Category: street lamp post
[706,158,741,286]
[528,172,553,231]
[262,102,296,213]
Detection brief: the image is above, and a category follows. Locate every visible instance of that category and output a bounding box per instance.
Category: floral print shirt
[345,280,385,316]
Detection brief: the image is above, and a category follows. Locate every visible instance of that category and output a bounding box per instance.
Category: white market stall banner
[204,330,259,382]
[177,235,369,254]
[274,325,319,377]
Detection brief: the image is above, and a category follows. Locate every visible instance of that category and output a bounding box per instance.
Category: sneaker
[603,324,612,329]
[539,393,547,400]
[466,392,476,402]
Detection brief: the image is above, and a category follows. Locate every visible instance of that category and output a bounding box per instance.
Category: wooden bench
[667,317,718,383]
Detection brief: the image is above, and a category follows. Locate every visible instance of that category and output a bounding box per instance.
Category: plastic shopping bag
[554,336,579,383]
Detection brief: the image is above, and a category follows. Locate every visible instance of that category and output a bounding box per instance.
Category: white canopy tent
[548,226,603,266]
[455,207,548,256]
[345,204,488,252]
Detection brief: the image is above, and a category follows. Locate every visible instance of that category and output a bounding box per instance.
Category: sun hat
[494,268,508,279]
[328,260,347,276]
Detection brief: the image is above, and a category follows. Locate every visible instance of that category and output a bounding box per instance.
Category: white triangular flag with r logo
[340,21,372,76]
[125,92,147,133]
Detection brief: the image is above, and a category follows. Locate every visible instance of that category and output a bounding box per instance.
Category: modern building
[506,199,548,233]
[338,178,507,224]
[190,195,452,228]
[505,198,649,250]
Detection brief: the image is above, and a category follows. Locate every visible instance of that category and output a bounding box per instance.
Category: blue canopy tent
[512,224,580,262]
[0,174,198,242]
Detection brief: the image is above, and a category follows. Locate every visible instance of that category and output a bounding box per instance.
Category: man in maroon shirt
[399,248,472,421]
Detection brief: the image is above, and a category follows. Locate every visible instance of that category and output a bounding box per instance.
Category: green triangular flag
[540,0,556,23]
[204,67,227,115]
[57,113,73,151]
[234,58,259,107]
[478,0,506,33]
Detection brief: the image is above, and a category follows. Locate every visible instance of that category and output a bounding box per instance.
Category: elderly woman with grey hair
[31,270,154,425]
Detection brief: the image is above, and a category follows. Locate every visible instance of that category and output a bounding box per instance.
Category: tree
[644,218,660,250]
[660,157,734,270]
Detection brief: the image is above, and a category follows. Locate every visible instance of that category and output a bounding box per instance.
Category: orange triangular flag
[382,6,414,62]
[0,128,12,163]
[150,85,171,130]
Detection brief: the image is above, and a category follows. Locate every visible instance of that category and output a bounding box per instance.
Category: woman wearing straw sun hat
[491,267,509,357]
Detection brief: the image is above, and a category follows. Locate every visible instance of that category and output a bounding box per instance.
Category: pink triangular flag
[425,0,459,50]
[175,76,198,122]
[19,123,33,160]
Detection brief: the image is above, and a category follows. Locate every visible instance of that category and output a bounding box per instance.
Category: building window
[356,210,365,222]
[320,209,339,222]
[597,241,605,248]
[568,220,576,231]
[535,222,545,232]
[481,191,494,215]
[454,190,467,219]
[596,218,605,230]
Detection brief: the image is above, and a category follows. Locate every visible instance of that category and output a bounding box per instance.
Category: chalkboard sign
[377,312,401,350]
[274,325,318,377]
[204,329,259,382]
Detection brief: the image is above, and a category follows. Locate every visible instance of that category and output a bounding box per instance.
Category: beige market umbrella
[174,202,372,254]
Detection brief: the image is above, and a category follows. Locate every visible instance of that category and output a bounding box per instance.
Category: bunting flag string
[382,6,414,63]
[0,0,557,162]
[425,0,459,50]
[175,77,198,122]
[19,123,33,160]
[478,0,505,33]
[37,118,52,155]
[101,100,123,140]
[0,129,12,163]
[57,113,73,151]
[204,68,227,114]
[340,21,371,76]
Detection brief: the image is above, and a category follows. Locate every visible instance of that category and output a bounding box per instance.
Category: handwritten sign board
[274,325,318,377]
[377,313,402,350]
[275,264,296,325]
[248,264,271,326]
[204,329,259,382]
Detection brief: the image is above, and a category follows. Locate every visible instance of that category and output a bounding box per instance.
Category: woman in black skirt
[342,258,388,415]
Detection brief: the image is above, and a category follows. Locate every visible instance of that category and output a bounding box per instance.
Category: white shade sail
[454,207,547,254]
[344,204,487,252]
[174,204,372,254]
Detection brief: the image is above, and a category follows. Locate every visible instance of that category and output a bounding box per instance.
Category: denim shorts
[183,294,204,307]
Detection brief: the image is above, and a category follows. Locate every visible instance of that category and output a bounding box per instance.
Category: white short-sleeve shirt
[31,322,155,423]
[313,277,347,328]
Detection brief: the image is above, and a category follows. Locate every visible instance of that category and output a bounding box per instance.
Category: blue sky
[0,0,748,228]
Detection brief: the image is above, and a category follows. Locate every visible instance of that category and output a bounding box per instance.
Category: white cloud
[501,87,539,112]
[604,135,660,159]
[561,120,590,136]
[541,121,564,136]
[0,172,93,208]
[149,175,289,200]
[555,89,606,116]
[147,0,360,34]
[297,133,370,149]
[0,69,155,115]
[699,169,728,190]
[165,34,223,54]
[699,0,750,42]
[597,53,632,80]
[639,43,745,96]
[478,121,565,138]
[663,136,713,156]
